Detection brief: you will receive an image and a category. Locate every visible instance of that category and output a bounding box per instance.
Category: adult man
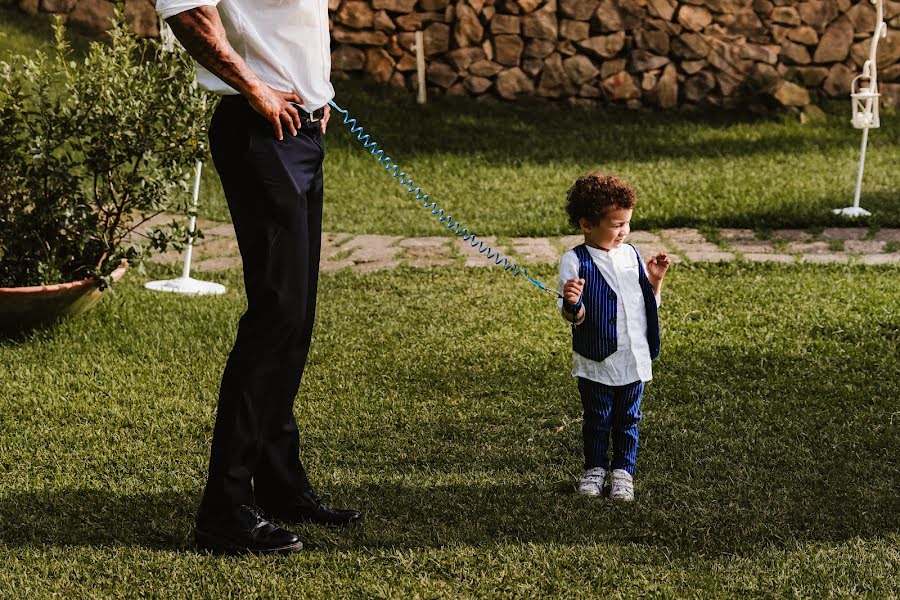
[156,0,360,554]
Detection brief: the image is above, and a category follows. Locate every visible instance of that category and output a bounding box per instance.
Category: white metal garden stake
[835,0,888,218]
[144,160,227,295]
[145,18,226,296]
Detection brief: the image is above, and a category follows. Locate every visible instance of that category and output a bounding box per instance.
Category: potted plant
[0,15,211,333]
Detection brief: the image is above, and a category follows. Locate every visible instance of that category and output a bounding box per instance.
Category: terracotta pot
[0,262,128,333]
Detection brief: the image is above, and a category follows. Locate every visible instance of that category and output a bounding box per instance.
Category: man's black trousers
[200,95,324,515]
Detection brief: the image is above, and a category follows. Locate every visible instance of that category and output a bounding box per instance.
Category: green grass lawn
[310,84,900,237]
[1,262,899,596]
[3,7,900,597]
[3,6,899,238]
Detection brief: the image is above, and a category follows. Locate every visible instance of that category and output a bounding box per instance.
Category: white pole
[181,160,203,279]
[852,126,870,212]
[415,30,426,105]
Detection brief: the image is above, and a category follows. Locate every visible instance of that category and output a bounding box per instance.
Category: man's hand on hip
[246,84,304,141]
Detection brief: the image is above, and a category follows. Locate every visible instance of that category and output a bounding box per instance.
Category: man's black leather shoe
[264,490,362,527]
[194,504,304,554]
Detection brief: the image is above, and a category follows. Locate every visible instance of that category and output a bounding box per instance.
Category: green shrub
[0,14,212,287]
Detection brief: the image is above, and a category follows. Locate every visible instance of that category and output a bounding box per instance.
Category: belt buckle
[291,102,320,123]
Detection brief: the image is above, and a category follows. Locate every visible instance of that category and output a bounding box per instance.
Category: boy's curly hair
[565,172,637,229]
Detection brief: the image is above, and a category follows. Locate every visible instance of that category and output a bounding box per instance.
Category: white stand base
[144,277,226,296]
[833,206,872,218]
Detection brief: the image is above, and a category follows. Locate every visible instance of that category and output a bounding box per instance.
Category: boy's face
[579,207,632,251]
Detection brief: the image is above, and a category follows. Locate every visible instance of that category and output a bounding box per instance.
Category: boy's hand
[646,252,670,285]
[563,278,585,305]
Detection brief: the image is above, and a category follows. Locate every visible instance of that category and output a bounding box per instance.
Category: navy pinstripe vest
[572,243,661,362]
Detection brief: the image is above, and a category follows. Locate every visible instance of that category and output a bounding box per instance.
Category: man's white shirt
[557,244,661,386]
[156,0,334,111]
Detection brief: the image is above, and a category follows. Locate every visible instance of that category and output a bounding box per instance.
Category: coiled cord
[328,99,561,299]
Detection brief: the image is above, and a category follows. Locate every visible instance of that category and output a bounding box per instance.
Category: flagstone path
[149,221,900,274]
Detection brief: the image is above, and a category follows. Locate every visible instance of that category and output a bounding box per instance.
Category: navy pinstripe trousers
[199,95,323,517]
[578,378,644,475]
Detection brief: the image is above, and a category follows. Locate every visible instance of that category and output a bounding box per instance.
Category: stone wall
[11,0,160,40]
[11,0,900,110]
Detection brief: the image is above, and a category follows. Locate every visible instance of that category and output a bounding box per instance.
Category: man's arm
[165,6,302,140]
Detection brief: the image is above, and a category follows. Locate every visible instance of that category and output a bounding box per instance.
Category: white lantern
[850,80,879,130]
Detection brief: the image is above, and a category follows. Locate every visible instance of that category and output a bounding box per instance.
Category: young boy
[558,172,670,501]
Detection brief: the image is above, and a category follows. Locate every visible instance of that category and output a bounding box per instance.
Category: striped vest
[572,243,661,362]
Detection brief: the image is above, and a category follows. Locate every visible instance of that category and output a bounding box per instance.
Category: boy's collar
[584,242,625,256]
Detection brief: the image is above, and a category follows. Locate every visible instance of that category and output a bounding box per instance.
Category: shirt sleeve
[156,0,220,21]
[557,251,585,326]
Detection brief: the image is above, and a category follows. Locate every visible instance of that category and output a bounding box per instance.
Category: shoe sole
[609,494,635,501]
[576,487,603,497]
[194,529,304,555]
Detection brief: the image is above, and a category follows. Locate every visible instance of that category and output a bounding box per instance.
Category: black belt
[220,95,325,122]
[293,104,326,122]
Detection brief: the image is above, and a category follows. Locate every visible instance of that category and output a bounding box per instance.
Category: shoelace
[242,504,275,533]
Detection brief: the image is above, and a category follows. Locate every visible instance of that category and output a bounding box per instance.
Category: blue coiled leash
[327,99,562,300]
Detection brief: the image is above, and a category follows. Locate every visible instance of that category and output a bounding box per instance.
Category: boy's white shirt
[155,0,334,112]
[557,244,661,386]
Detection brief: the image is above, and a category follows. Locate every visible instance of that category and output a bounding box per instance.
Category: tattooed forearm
[165,7,262,97]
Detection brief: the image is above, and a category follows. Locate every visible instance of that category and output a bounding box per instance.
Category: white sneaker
[609,469,634,501]
[577,467,607,496]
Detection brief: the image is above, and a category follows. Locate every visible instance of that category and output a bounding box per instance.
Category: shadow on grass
[631,188,900,230]
[1,290,898,555]
[1,469,898,555]
[0,489,199,550]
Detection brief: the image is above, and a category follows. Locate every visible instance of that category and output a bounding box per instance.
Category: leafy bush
[0,15,212,287]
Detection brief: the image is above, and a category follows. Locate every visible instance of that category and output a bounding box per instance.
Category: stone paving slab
[874,228,900,241]
[771,229,811,242]
[195,256,242,272]
[510,237,559,264]
[146,226,900,273]
[787,241,831,254]
[457,236,498,267]
[398,237,453,258]
[718,228,757,243]
[800,254,850,264]
[660,228,705,244]
[204,223,236,238]
[194,237,240,256]
[668,241,721,253]
[860,253,900,265]
[821,227,868,241]
[744,253,796,264]
[626,231,661,243]
[730,242,777,254]
[342,235,402,272]
[399,237,456,268]
[684,251,736,262]
[845,240,885,253]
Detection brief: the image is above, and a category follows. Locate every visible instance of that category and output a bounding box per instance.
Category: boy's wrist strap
[563,297,583,314]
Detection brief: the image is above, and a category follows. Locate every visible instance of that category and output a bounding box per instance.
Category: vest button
[608,317,615,325]
[608,293,615,301]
